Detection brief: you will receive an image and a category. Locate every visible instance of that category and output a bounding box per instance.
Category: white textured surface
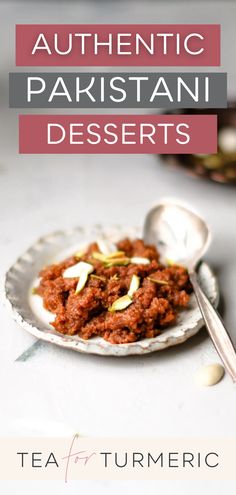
[0,0,236,493]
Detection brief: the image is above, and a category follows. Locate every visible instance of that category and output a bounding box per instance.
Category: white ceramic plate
[3,225,219,356]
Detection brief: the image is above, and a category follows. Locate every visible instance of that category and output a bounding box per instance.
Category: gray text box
[9,72,227,108]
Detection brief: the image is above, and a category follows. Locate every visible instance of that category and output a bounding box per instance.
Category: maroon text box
[16,24,220,66]
[19,114,217,154]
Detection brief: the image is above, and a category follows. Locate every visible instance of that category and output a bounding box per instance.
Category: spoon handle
[190,271,236,382]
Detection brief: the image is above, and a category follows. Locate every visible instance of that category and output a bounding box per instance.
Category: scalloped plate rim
[2,225,219,356]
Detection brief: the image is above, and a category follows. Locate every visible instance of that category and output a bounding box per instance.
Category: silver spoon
[143,201,236,382]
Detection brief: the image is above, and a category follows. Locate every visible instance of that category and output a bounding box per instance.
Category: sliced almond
[97,238,117,255]
[63,261,94,279]
[108,295,133,312]
[130,256,150,265]
[128,274,140,297]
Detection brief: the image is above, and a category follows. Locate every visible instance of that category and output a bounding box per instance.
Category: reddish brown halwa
[36,238,192,344]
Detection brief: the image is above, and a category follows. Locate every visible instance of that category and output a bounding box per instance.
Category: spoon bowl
[143,202,211,271]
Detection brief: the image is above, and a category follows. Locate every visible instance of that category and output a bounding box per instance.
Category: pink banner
[19,114,217,154]
[16,24,220,66]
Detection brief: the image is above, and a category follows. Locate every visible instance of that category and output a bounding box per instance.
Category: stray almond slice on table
[195,363,225,387]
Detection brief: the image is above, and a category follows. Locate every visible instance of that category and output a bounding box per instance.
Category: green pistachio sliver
[128,274,140,297]
[166,259,186,269]
[74,250,85,259]
[31,287,38,295]
[92,252,108,262]
[108,295,133,312]
[90,274,106,282]
[147,277,169,286]
[92,251,126,263]
[166,258,173,266]
[105,257,130,268]
[130,256,150,265]
[63,261,94,278]
[105,250,125,259]
[75,270,89,294]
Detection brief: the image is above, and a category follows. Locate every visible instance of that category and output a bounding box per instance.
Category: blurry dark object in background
[161,105,236,184]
